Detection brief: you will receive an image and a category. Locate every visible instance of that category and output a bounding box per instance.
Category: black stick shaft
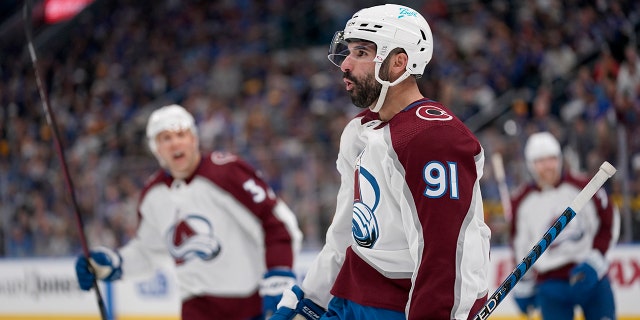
[23,2,108,319]
[473,161,615,319]
[473,208,575,320]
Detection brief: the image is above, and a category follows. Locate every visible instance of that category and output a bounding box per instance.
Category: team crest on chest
[352,152,381,248]
[167,214,222,265]
[416,105,452,121]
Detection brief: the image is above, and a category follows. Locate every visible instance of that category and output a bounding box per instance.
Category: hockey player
[272,4,490,320]
[75,104,303,320]
[510,131,619,320]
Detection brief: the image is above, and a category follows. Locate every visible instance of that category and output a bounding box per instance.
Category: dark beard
[346,72,382,109]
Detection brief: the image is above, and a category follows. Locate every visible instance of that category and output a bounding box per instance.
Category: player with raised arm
[75,104,303,320]
[509,132,619,320]
[272,4,490,320]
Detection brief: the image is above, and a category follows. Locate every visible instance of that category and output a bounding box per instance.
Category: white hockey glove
[260,268,297,317]
[270,285,326,320]
[74,246,122,291]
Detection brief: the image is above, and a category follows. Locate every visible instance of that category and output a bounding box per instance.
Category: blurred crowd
[1,0,639,258]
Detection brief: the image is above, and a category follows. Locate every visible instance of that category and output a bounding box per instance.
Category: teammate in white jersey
[510,132,619,320]
[273,4,490,320]
[75,104,303,320]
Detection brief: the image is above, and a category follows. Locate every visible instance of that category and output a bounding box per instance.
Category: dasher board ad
[0,245,639,320]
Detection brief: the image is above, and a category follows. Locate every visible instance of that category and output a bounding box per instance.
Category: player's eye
[355,49,368,57]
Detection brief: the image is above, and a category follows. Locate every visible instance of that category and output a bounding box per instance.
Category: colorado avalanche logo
[352,158,381,248]
[416,105,453,121]
[167,214,222,265]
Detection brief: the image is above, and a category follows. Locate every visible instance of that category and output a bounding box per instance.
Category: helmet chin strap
[369,63,412,113]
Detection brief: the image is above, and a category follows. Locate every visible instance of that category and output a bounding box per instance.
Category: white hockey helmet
[524,132,562,178]
[327,4,433,112]
[328,4,433,75]
[146,104,198,164]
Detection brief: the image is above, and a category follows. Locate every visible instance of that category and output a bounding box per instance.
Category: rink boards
[0,245,639,320]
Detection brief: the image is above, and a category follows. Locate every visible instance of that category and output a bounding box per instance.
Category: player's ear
[387,48,408,72]
[394,51,408,69]
[388,50,408,79]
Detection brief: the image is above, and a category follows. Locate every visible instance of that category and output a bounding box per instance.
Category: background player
[75,104,302,320]
[510,131,619,320]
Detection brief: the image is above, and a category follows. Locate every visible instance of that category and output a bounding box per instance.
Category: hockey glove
[75,246,123,291]
[270,285,326,320]
[260,268,297,318]
[512,277,537,315]
[514,296,537,315]
[570,250,609,293]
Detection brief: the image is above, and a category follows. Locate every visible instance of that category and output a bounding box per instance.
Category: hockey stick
[473,161,617,320]
[23,1,108,319]
[491,153,512,222]
[491,152,539,319]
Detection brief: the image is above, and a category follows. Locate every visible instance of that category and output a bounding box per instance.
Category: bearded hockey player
[272,4,490,320]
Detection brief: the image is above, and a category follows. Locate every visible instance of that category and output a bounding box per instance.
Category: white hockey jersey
[302,99,491,320]
[510,173,619,281]
[118,152,302,317]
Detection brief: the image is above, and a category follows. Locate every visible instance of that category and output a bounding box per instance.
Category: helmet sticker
[398,7,418,19]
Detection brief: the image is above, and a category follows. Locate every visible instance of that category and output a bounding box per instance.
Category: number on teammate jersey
[243,178,266,203]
